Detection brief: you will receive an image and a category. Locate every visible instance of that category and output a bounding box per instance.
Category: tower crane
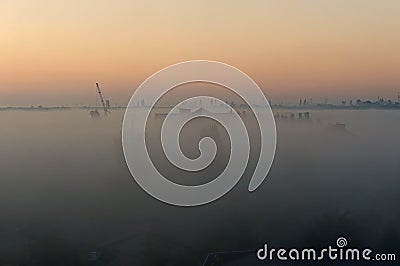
[96,82,109,115]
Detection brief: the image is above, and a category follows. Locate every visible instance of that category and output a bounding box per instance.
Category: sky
[1,0,399,106]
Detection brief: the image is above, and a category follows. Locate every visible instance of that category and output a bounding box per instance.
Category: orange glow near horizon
[1,0,399,105]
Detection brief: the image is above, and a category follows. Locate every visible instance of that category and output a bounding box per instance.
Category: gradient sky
[1,0,399,106]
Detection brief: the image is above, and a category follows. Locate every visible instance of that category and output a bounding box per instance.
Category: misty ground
[0,109,399,265]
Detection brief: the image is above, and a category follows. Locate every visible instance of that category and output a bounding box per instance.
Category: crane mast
[96,82,109,115]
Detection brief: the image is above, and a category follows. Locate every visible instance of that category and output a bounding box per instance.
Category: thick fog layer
[0,109,399,265]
